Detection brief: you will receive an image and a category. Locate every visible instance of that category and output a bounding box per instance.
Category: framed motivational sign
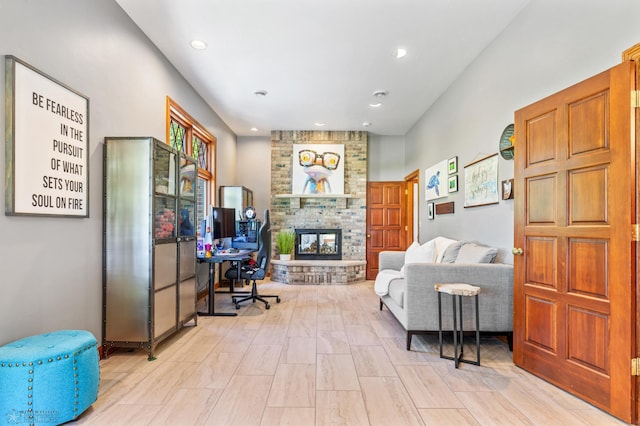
[5,56,89,217]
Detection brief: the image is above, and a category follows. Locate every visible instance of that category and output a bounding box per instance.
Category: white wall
[0,0,237,346]
[405,0,640,263]
[368,134,406,181]
[236,136,271,214]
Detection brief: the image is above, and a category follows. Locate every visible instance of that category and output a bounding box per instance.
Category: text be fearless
[32,92,84,124]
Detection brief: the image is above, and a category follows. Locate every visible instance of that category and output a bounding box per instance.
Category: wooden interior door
[366,182,406,280]
[623,42,640,422]
[513,60,636,422]
[404,170,420,248]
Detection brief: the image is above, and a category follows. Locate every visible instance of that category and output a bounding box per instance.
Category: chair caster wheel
[276,297,281,303]
[265,303,270,309]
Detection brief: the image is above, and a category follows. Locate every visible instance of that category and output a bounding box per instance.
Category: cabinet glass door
[179,156,197,238]
[154,143,179,241]
[154,196,176,240]
[178,200,196,237]
[179,157,196,198]
[154,144,176,196]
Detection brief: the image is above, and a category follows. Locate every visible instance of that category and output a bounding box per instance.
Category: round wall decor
[499,124,515,160]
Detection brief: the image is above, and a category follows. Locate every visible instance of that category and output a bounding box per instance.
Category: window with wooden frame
[166,97,216,235]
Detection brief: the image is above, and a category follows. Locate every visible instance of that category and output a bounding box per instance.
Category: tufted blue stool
[0,330,99,426]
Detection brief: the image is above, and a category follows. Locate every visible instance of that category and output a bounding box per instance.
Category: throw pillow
[433,236,459,263]
[406,239,437,263]
[404,241,420,259]
[401,240,437,273]
[441,241,464,263]
[400,242,419,274]
[454,242,498,263]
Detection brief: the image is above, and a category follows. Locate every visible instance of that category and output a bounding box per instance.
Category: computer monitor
[207,206,236,240]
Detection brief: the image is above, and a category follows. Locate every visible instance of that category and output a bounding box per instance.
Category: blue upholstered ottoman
[0,330,99,426]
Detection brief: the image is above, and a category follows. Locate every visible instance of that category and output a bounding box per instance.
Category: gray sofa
[377,248,514,351]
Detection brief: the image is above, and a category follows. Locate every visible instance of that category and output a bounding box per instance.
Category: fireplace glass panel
[295,228,342,260]
[319,234,337,254]
[299,233,318,254]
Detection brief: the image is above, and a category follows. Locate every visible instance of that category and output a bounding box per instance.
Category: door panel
[524,295,556,350]
[526,237,556,287]
[368,229,384,249]
[370,208,385,227]
[366,182,406,279]
[569,166,608,223]
[387,207,402,227]
[568,239,607,297]
[514,61,635,422]
[527,175,557,223]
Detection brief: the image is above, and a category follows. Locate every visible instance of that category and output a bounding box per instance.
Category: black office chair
[228,209,281,309]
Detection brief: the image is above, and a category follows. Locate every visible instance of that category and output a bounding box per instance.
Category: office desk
[197,251,253,316]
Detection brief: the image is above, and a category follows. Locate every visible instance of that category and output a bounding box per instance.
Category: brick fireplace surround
[271,259,366,285]
[269,131,367,284]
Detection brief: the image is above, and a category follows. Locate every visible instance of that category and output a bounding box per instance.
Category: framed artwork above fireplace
[292,144,345,195]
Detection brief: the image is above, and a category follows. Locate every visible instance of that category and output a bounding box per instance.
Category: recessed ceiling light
[395,48,407,59]
[190,40,207,50]
[250,127,258,132]
[254,90,268,97]
[314,122,325,127]
[362,122,372,127]
[369,102,382,108]
[373,90,387,98]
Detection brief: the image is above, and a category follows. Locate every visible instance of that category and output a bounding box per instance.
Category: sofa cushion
[454,242,498,263]
[403,241,420,261]
[401,240,436,273]
[441,241,464,263]
[433,237,458,263]
[387,277,406,309]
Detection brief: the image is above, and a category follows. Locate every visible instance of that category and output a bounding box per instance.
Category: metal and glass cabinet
[103,137,197,359]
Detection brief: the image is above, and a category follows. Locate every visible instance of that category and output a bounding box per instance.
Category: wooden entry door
[366,182,406,280]
[513,61,636,422]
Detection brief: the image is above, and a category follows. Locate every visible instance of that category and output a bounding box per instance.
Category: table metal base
[437,292,480,368]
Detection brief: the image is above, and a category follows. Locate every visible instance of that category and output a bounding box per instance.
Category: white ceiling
[115,0,529,137]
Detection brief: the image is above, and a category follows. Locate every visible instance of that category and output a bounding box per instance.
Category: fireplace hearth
[295,228,342,260]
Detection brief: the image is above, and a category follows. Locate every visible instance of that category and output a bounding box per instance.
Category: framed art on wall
[502,179,514,200]
[464,153,499,208]
[5,56,89,217]
[448,175,458,193]
[292,144,344,195]
[448,156,458,175]
[425,159,448,201]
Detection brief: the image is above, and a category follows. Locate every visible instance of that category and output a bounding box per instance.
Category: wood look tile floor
[79,280,629,425]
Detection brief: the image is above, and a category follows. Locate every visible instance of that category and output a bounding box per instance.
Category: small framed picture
[448,175,458,193]
[427,202,435,220]
[502,179,514,200]
[448,156,458,175]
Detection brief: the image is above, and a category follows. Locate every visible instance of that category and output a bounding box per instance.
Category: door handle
[512,248,523,255]
[367,235,371,238]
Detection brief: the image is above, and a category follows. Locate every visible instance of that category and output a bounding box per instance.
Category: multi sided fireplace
[295,228,342,260]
